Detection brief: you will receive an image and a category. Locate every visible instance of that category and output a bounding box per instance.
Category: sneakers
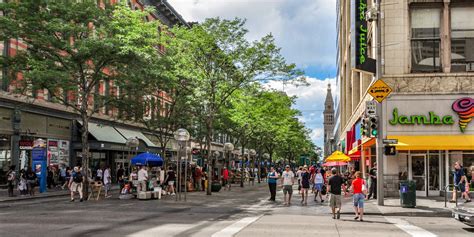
[70,199,75,202]
[465,199,472,203]
[80,198,83,202]
[336,211,341,219]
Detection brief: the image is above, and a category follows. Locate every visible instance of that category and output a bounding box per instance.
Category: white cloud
[264,77,336,148]
[168,0,337,67]
[167,0,338,147]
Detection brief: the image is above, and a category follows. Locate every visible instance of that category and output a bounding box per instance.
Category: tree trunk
[80,113,90,198]
[206,120,213,195]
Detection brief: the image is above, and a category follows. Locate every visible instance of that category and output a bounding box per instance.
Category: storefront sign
[351,0,376,73]
[387,95,473,134]
[389,108,454,126]
[19,140,33,150]
[452,97,474,132]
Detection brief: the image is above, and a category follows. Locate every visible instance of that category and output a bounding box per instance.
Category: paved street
[1,183,472,237]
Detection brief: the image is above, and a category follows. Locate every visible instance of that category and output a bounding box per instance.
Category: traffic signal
[361,117,370,137]
[370,116,378,137]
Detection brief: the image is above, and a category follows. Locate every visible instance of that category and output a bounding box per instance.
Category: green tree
[165,18,302,195]
[0,1,160,192]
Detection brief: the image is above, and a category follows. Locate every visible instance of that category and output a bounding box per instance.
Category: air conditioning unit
[365,7,378,22]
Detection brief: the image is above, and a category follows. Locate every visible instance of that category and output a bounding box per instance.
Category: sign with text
[366,101,376,117]
[368,79,392,103]
[351,0,376,74]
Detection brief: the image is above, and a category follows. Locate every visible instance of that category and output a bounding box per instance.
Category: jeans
[268,183,277,201]
[368,179,377,199]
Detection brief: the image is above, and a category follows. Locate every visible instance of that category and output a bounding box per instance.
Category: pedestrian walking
[222,167,230,191]
[116,165,125,190]
[166,167,176,195]
[296,166,303,192]
[96,166,103,182]
[26,167,37,196]
[194,166,202,191]
[267,167,279,202]
[367,162,377,200]
[327,168,345,219]
[351,171,366,221]
[281,165,295,206]
[451,162,471,203]
[6,165,16,197]
[137,166,148,192]
[62,167,71,190]
[59,165,67,187]
[69,166,84,202]
[47,166,54,189]
[18,169,27,196]
[103,166,112,198]
[300,166,310,206]
[312,168,325,203]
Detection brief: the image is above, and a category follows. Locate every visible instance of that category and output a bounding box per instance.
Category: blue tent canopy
[131,152,163,167]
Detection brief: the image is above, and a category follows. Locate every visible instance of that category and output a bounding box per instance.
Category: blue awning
[131,152,163,167]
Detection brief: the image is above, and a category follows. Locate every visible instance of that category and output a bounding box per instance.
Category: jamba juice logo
[452,97,474,133]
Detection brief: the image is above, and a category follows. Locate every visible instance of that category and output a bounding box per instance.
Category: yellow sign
[368,79,392,103]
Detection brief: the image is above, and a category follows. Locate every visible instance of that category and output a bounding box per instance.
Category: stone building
[323,84,335,158]
[336,0,474,197]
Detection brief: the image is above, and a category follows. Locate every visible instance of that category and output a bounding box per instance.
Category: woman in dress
[300,166,311,206]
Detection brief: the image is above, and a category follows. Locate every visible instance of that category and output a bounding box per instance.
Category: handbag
[321,185,327,195]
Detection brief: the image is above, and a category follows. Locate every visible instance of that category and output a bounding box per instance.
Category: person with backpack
[69,166,84,202]
[6,165,16,197]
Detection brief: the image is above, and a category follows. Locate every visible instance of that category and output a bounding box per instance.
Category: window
[451,7,474,72]
[411,8,442,72]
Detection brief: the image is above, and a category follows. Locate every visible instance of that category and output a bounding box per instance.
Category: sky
[168,0,338,149]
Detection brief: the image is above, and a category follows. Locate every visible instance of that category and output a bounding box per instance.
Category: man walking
[281,165,295,206]
[267,167,279,202]
[194,166,202,191]
[69,166,84,202]
[137,166,148,192]
[367,162,377,200]
[327,168,345,219]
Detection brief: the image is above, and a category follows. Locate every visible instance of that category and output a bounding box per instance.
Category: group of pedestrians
[267,165,369,221]
[6,165,38,197]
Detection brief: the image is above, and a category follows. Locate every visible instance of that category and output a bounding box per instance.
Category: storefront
[0,107,12,185]
[383,94,474,197]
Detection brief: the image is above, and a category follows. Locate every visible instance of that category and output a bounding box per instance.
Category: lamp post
[213,150,220,182]
[241,149,249,188]
[263,153,270,169]
[126,137,139,175]
[174,128,190,202]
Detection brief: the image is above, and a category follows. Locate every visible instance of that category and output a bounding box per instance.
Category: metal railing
[444,184,459,208]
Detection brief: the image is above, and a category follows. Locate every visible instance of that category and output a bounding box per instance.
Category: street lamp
[263,153,270,169]
[224,143,234,170]
[174,128,190,201]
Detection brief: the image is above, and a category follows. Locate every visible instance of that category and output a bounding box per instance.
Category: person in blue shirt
[267,167,279,201]
[451,162,471,203]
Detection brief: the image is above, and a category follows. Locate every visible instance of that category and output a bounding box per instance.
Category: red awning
[349,150,361,161]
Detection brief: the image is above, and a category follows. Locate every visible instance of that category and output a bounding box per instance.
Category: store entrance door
[409,154,427,196]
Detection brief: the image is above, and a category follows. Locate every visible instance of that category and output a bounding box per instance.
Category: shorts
[104,183,111,191]
[456,183,466,193]
[353,193,365,208]
[70,182,83,193]
[283,185,293,195]
[168,181,175,186]
[314,183,323,191]
[329,194,342,208]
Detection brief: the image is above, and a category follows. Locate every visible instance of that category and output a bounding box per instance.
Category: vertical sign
[351,0,376,73]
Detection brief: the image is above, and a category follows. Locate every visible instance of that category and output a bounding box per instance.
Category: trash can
[400,180,416,208]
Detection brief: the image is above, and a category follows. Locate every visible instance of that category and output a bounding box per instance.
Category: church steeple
[323,83,335,157]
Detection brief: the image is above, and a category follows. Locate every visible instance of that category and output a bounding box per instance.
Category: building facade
[336,0,474,197]
[0,0,191,185]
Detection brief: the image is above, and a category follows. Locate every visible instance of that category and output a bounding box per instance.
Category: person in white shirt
[103,166,112,198]
[313,168,325,202]
[96,167,103,182]
[137,166,148,192]
[281,165,295,206]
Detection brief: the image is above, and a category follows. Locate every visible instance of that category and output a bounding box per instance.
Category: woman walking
[313,168,325,202]
[26,167,37,196]
[267,167,279,201]
[300,166,310,205]
[351,171,367,221]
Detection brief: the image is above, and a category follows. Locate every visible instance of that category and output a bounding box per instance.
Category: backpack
[73,172,83,183]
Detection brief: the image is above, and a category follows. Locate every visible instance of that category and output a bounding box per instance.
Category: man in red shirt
[222,167,230,190]
[194,166,202,191]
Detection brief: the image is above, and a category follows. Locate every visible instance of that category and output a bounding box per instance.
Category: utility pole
[375,0,384,206]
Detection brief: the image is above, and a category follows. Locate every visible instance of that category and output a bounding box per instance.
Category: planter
[211,182,222,192]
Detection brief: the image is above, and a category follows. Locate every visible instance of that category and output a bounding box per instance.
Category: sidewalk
[0,184,121,203]
[364,196,455,217]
